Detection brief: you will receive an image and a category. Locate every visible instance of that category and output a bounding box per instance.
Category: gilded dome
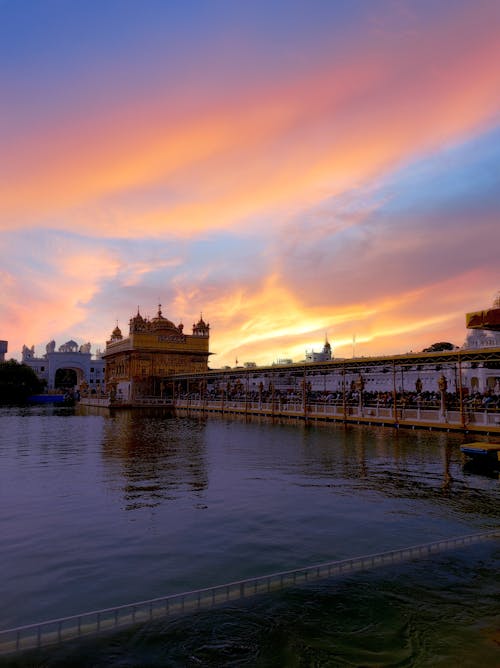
[111,325,123,340]
[151,304,177,331]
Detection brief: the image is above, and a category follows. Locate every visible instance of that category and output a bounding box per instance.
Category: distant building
[273,358,294,366]
[461,293,500,392]
[462,328,500,350]
[21,340,105,391]
[465,291,500,333]
[0,340,7,362]
[103,305,211,401]
[462,292,500,349]
[305,336,333,363]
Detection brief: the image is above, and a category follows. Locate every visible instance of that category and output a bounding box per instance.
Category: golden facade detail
[103,306,210,401]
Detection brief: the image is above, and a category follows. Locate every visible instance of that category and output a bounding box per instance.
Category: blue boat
[27,394,74,406]
[461,442,500,470]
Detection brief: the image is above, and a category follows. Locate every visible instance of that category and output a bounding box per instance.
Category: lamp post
[415,378,422,420]
[356,373,365,417]
[342,363,347,421]
[438,374,448,422]
[392,361,398,426]
[457,355,466,429]
[302,366,307,418]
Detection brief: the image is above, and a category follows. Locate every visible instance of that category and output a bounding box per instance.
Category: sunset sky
[1,0,499,367]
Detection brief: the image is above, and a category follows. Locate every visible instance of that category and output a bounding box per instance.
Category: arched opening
[55,368,78,390]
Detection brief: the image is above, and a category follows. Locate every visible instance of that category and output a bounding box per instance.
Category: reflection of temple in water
[100,411,208,510]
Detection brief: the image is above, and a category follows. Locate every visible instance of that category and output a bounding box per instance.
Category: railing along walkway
[1,530,498,656]
[175,399,500,431]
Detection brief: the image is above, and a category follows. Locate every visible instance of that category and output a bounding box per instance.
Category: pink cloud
[1,3,498,240]
[0,241,121,357]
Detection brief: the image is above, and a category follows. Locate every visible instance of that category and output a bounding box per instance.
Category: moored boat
[461,442,500,470]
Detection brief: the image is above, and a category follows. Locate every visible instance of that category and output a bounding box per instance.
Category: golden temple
[103,305,210,403]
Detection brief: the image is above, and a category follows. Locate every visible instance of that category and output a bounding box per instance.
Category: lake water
[1,405,499,666]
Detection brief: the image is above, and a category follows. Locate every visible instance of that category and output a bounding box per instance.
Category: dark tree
[422,342,456,352]
[0,360,45,404]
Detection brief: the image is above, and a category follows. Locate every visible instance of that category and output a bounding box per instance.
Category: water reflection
[233,418,500,525]
[96,410,500,526]
[101,410,208,510]
[2,406,500,637]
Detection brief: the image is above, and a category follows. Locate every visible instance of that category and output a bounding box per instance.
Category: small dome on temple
[110,325,123,341]
[129,307,148,332]
[132,307,144,321]
[192,313,210,336]
[194,313,208,328]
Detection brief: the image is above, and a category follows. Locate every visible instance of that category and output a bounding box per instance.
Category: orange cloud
[193,267,498,367]
[172,274,407,366]
[1,4,499,239]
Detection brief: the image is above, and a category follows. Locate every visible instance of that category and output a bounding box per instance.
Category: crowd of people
[180,385,500,412]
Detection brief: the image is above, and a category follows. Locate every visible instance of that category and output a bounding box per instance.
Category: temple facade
[103,305,210,402]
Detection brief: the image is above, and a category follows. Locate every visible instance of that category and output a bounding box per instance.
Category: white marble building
[305,337,333,363]
[22,340,105,392]
[459,327,500,393]
[227,323,500,397]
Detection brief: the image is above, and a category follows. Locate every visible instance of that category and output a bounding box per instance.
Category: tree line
[0,360,45,404]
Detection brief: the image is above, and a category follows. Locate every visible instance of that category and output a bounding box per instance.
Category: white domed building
[22,339,105,392]
[462,293,500,393]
